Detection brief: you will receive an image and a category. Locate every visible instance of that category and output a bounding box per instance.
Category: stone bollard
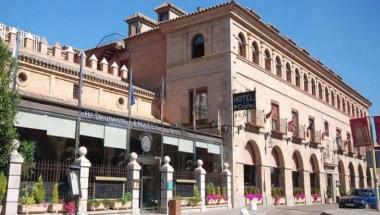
[127,152,141,215]
[222,162,232,209]
[72,146,91,214]
[194,159,206,212]
[160,156,174,214]
[4,139,24,215]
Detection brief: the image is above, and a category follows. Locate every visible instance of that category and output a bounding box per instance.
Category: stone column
[127,152,141,215]
[160,156,174,214]
[284,169,294,206]
[72,146,91,214]
[194,160,206,211]
[318,172,326,204]
[262,166,273,205]
[4,139,24,215]
[222,163,232,209]
[303,171,312,205]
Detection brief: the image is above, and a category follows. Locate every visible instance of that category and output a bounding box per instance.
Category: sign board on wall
[233,91,256,111]
[349,117,372,147]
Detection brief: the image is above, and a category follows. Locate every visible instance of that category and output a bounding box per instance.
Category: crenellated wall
[1,23,159,120]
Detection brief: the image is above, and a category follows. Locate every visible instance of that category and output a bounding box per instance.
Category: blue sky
[1,0,379,117]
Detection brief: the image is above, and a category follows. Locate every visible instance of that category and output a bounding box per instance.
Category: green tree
[0,39,19,169]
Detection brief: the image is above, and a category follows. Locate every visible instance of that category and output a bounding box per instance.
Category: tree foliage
[0,39,19,169]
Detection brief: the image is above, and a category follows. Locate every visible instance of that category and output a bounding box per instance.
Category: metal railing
[293,125,306,140]
[310,130,322,144]
[248,109,265,128]
[271,118,287,134]
[20,160,71,201]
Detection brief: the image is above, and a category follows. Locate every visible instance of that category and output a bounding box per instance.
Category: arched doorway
[367,167,372,188]
[292,151,304,191]
[358,164,364,188]
[270,146,286,198]
[310,154,320,198]
[338,160,346,195]
[348,162,356,189]
[243,141,262,193]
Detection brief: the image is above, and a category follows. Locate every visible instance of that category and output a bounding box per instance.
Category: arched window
[360,110,364,117]
[325,87,329,103]
[264,49,271,71]
[275,57,282,77]
[347,102,351,115]
[303,74,309,92]
[318,83,323,99]
[342,98,346,113]
[252,42,259,64]
[331,92,335,107]
[192,34,204,59]
[311,79,316,96]
[238,33,246,57]
[286,63,292,82]
[337,94,341,110]
[351,104,355,117]
[356,107,359,118]
[295,69,300,87]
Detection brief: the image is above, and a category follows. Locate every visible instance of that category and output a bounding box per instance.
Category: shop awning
[208,143,221,155]
[15,111,47,130]
[104,126,127,149]
[163,136,179,146]
[178,138,194,153]
[80,122,104,139]
[46,116,76,139]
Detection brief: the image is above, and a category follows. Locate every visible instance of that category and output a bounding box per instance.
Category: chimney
[100,58,109,73]
[88,54,98,70]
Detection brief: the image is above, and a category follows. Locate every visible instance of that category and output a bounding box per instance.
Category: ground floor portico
[230,130,372,208]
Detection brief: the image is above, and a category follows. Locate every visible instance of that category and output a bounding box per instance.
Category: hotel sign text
[233,91,256,111]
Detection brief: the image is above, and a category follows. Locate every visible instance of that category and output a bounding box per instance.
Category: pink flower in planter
[295,192,305,200]
[312,193,320,202]
[63,201,76,215]
[245,193,263,201]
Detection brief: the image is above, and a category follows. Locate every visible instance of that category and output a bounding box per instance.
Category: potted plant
[339,186,347,197]
[63,200,76,215]
[311,188,321,203]
[293,187,305,204]
[271,187,285,205]
[206,183,217,205]
[111,192,132,210]
[188,185,201,207]
[87,199,105,211]
[102,199,112,210]
[326,186,333,204]
[0,172,7,214]
[48,183,64,212]
[18,176,48,214]
[244,186,263,205]
[219,186,228,204]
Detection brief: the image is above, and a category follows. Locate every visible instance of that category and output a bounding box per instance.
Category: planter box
[327,198,333,204]
[273,197,286,205]
[218,198,228,205]
[18,204,48,214]
[48,203,64,213]
[294,197,306,204]
[110,201,132,210]
[312,196,321,203]
[206,199,218,205]
[245,198,263,205]
[180,199,189,207]
[88,203,106,211]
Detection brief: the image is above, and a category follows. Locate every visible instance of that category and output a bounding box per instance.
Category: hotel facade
[1,0,373,210]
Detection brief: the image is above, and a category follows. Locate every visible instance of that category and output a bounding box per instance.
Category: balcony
[356,147,365,159]
[292,125,306,142]
[271,118,287,137]
[245,110,265,133]
[347,140,356,156]
[336,139,346,154]
[310,130,322,146]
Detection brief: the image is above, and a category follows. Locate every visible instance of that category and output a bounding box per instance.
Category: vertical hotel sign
[349,117,372,147]
[374,116,380,145]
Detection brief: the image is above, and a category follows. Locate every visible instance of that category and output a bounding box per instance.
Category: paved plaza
[176,204,378,215]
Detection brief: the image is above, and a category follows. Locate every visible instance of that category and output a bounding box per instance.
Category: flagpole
[160,76,165,159]
[369,116,380,211]
[74,50,86,159]
[127,69,133,155]
[11,30,21,91]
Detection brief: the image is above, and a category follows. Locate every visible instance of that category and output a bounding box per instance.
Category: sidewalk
[322,208,380,215]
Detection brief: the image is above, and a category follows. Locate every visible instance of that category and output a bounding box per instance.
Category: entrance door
[139,157,160,213]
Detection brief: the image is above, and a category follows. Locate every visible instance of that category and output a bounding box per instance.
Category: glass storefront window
[244,165,257,186]
[129,130,161,157]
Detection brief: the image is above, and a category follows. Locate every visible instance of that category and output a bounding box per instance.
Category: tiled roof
[125,12,158,27]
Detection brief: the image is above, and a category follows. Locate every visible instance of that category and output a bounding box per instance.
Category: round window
[118,97,125,105]
[18,72,28,82]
